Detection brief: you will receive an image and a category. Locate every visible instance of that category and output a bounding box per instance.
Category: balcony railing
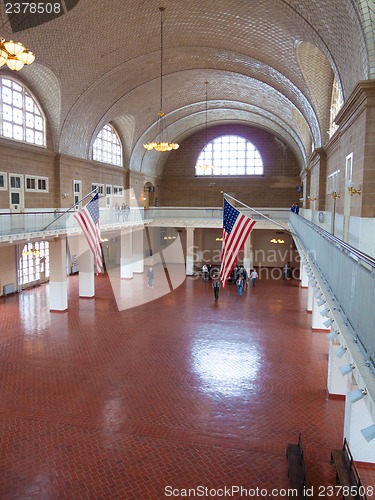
[0,208,145,240]
[0,206,292,239]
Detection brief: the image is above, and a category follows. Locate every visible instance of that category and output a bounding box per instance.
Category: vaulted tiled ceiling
[1,0,373,176]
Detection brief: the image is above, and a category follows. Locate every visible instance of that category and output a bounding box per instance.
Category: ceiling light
[361,424,375,442]
[195,81,214,174]
[339,363,355,376]
[144,7,179,152]
[0,37,35,71]
[320,307,330,317]
[335,345,347,358]
[324,318,334,328]
[327,330,339,341]
[348,388,367,404]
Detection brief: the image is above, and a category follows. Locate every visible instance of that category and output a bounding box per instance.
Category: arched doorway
[143,182,155,208]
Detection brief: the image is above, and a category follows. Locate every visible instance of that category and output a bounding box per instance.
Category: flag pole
[222,192,293,233]
[42,189,98,231]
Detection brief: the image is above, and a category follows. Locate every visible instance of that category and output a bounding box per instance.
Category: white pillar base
[327,343,349,396]
[312,296,330,331]
[344,394,375,463]
[186,255,194,276]
[133,253,144,273]
[49,281,68,311]
[79,271,95,298]
[120,257,133,279]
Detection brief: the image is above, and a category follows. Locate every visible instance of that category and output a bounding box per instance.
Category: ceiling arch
[1,0,371,179]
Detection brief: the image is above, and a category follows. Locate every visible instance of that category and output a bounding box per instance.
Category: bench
[331,439,368,500]
[286,433,307,498]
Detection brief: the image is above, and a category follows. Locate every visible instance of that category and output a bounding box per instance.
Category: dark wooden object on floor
[286,432,307,498]
[330,438,368,500]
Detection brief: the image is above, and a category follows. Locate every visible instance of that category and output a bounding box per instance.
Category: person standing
[283,262,290,280]
[250,269,258,287]
[147,267,154,288]
[212,279,221,302]
[236,276,244,298]
[121,202,126,221]
[242,268,248,288]
[202,263,208,281]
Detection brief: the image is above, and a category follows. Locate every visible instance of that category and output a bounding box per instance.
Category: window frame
[25,175,49,192]
[0,171,7,190]
[91,183,104,195]
[195,135,264,177]
[92,123,123,167]
[113,185,124,197]
[0,77,46,147]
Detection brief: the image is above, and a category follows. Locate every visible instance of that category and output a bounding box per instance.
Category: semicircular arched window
[195,135,264,176]
[0,77,46,146]
[92,123,122,166]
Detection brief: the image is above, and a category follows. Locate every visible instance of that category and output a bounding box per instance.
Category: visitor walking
[250,269,258,287]
[147,267,154,288]
[212,280,221,302]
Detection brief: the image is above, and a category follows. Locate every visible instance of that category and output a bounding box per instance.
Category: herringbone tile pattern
[0,274,374,499]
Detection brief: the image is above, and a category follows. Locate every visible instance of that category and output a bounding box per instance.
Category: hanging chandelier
[144,7,179,152]
[195,81,214,174]
[0,37,35,71]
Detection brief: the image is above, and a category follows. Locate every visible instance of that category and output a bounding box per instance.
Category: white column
[312,295,330,331]
[186,227,195,276]
[307,283,314,312]
[327,343,349,396]
[78,235,95,298]
[121,227,133,279]
[344,390,375,463]
[300,264,309,288]
[49,237,68,311]
[132,227,144,274]
[243,234,252,275]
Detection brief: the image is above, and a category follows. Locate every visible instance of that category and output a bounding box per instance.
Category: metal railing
[289,213,375,370]
[145,206,291,222]
[0,208,145,239]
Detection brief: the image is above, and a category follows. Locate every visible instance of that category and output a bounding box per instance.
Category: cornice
[335,80,375,129]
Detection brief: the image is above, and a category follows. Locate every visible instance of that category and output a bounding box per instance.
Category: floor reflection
[191,338,261,397]
[19,287,51,334]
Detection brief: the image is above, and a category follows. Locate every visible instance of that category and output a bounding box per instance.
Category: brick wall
[0,140,129,210]
[158,124,301,207]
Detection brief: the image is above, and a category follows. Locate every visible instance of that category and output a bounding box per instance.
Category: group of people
[114,202,130,221]
[290,203,300,214]
[210,264,259,301]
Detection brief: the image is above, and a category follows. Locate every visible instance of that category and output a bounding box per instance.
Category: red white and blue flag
[219,199,256,286]
[74,193,103,274]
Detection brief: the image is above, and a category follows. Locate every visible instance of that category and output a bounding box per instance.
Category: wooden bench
[286,433,307,498]
[330,438,368,500]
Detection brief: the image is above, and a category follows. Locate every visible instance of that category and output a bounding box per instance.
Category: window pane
[93,123,122,166]
[0,78,46,146]
[196,135,263,177]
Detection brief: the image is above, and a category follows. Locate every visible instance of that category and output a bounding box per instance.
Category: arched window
[92,123,122,166]
[328,77,343,139]
[195,135,263,176]
[0,77,46,146]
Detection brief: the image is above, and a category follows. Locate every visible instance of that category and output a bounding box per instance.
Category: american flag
[219,199,256,286]
[74,193,103,273]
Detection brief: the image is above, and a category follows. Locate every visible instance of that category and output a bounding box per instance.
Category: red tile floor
[0,270,374,499]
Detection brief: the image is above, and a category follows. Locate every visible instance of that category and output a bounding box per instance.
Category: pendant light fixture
[0,37,35,71]
[195,81,214,174]
[144,7,179,152]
